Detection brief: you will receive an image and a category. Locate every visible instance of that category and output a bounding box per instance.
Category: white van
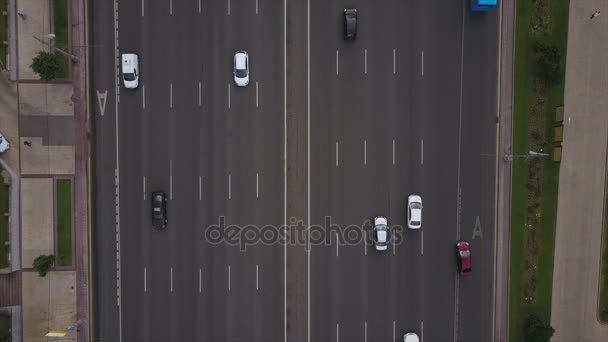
[121,53,139,89]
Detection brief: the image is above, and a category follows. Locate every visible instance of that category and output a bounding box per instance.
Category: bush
[33,255,55,277]
[524,315,555,342]
[534,39,562,86]
[30,51,62,81]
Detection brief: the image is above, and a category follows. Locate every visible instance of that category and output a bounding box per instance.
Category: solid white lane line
[144,267,147,292]
[228,0,230,15]
[198,0,201,13]
[335,232,339,256]
[393,48,396,74]
[112,0,123,337]
[256,81,259,108]
[228,173,231,200]
[363,140,367,165]
[454,277,460,341]
[392,139,396,165]
[421,51,424,76]
[421,321,424,341]
[336,323,339,342]
[228,83,231,109]
[143,176,146,200]
[256,0,258,14]
[142,84,145,109]
[198,81,202,106]
[256,264,259,290]
[169,83,173,108]
[199,176,202,201]
[256,172,259,198]
[335,142,339,167]
[199,268,202,293]
[364,48,367,74]
[170,0,172,15]
[393,230,396,256]
[170,160,173,200]
[393,320,396,342]
[142,0,144,16]
[306,0,311,338]
[336,50,339,75]
[421,230,424,255]
[364,321,367,342]
[228,265,231,291]
[285,0,290,337]
[170,267,174,292]
[421,139,424,165]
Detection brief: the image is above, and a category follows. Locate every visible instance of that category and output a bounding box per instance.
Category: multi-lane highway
[91,0,500,341]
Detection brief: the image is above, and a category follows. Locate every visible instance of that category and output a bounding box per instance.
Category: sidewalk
[10,0,83,341]
[550,1,608,341]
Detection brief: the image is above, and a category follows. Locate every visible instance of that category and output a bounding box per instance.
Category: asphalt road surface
[91,0,500,341]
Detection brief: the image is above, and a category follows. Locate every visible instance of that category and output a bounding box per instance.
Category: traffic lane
[90,0,120,339]
[117,0,143,59]
[457,7,500,342]
[133,4,178,341]
[215,5,266,340]
[166,2,208,335]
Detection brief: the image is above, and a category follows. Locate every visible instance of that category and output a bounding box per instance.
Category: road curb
[494,0,516,340]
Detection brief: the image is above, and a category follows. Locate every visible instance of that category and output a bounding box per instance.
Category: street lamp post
[33,33,79,63]
[503,150,550,161]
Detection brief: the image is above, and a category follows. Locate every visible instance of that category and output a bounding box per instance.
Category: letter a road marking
[472,216,483,240]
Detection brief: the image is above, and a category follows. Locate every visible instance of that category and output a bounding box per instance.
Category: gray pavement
[550,1,608,340]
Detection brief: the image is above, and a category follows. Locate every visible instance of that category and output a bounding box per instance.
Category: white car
[121,53,139,89]
[407,194,422,229]
[403,333,420,342]
[373,216,389,251]
[0,133,10,153]
[233,51,249,87]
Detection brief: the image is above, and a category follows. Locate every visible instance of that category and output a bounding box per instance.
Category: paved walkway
[550,1,608,341]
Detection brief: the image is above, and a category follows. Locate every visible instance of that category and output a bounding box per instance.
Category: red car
[456,241,472,275]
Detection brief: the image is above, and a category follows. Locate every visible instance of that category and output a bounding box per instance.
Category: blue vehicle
[471,0,497,11]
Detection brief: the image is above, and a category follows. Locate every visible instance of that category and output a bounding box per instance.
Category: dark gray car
[343,9,357,39]
[151,191,167,229]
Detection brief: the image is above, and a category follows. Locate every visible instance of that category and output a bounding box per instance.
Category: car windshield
[123,73,136,81]
[411,202,422,209]
[460,250,470,257]
[235,69,247,78]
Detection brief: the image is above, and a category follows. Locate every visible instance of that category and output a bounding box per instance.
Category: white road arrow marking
[472,215,483,239]
[96,90,108,116]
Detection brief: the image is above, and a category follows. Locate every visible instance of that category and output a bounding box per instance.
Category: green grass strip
[0,0,7,68]
[53,0,69,78]
[56,179,72,266]
[509,0,569,340]
[0,314,10,342]
[0,175,8,269]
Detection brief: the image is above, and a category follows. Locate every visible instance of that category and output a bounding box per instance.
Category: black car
[151,191,167,229]
[343,8,357,39]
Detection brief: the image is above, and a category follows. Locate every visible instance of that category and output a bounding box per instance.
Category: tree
[30,51,61,81]
[33,255,56,277]
[534,39,562,87]
[524,315,555,342]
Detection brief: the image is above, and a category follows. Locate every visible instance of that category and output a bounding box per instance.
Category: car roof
[377,230,387,242]
[235,52,247,69]
[411,209,421,222]
[122,54,136,72]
